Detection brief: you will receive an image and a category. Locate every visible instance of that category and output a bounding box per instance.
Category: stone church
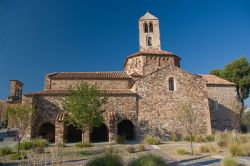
[6,12,240,144]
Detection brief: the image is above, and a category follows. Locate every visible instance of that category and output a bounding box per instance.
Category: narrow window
[144,23,148,33]
[147,36,152,46]
[169,77,175,91]
[149,22,153,32]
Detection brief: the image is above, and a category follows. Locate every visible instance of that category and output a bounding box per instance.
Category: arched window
[147,36,152,46]
[144,23,148,33]
[149,22,153,32]
[169,77,175,91]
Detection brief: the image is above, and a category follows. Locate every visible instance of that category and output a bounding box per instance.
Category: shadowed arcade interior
[67,124,82,143]
[38,123,55,143]
[90,123,108,142]
[118,119,135,140]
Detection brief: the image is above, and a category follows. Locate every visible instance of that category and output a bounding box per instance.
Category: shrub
[242,142,250,156]
[75,142,92,148]
[205,135,215,142]
[31,139,49,148]
[127,146,135,153]
[0,146,12,155]
[169,133,179,141]
[221,157,238,166]
[143,136,160,145]
[215,133,229,148]
[138,144,145,152]
[239,135,248,144]
[9,153,27,160]
[115,136,125,144]
[199,145,210,153]
[194,135,206,143]
[229,144,245,156]
[19,141,33,150]
[176,148,189,155]
[128,154,165,166]
[86,153,123,166]
[19,139,48,150]
[183,135,195,142]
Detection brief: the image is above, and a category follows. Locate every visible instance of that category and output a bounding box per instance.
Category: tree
[210,57,250,102]
[7,104,35,155]
[177,103,196,155]
[63,82,107,143]
[241,109,250,131]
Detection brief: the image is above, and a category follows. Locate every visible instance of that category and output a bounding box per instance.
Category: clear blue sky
[0,0,250,106]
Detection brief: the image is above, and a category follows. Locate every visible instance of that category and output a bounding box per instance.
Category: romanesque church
[6,12,240,144]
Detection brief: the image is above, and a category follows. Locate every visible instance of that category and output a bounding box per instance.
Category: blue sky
[0,0,250,106]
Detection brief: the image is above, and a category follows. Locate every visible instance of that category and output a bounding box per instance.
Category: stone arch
[38,122,55,143]
[90,123,108,142]
[66,124,82,143]
[117,119,135,140]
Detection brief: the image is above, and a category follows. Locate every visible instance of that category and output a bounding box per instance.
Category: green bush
[86,153,123,166]
[115,136,125,144]
[138,144,145,152]
[75,142,92,147]
[0,146,12,155]
[169,133,179,141]
[183,135,195,142]
[19,141,33,150]
[31,139,49,148]
[194,135,206,143]
[205,135,215,142]
[19,139,48,150]
[9,153,27,160]
[221,157,238,166]
[128,154,165,166]
[229,144,245,156]
[143,136,160,145]
[176,148,189,155]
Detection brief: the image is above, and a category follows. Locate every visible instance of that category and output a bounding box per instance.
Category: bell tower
[139,12,161,51]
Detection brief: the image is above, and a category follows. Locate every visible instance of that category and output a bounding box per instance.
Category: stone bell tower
[139,12,161,51]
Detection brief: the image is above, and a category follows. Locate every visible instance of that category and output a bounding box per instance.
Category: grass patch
[0,146,12,155]
[143,136,160,145]
[75,142,92,148]
[86,153,123,166]
[229,144,245,156]
[176,148,189,155]
[221,157,238,166]
[128,154,165,166]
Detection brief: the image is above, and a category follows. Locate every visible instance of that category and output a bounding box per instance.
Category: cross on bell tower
[139,12,161,51]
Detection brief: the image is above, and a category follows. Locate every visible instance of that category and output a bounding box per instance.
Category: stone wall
[48,79,131,90]
[132,65,212,139]
[206,85,240,131]
[125,55,180,77]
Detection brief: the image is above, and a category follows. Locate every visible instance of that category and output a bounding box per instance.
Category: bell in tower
[139,12,161,51]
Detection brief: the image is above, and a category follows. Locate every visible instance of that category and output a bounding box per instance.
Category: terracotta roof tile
[199,74,236,86]
[25,89,137,97]
[47,72,131,80]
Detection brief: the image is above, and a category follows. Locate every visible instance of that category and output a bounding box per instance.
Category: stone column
[108,112,117,143]
[55,122,64,144]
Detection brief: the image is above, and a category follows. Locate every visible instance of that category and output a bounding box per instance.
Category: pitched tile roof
[199,74,236,86]
[139,12,158,20]
[25,89,137,97]
[47,72,131,80]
